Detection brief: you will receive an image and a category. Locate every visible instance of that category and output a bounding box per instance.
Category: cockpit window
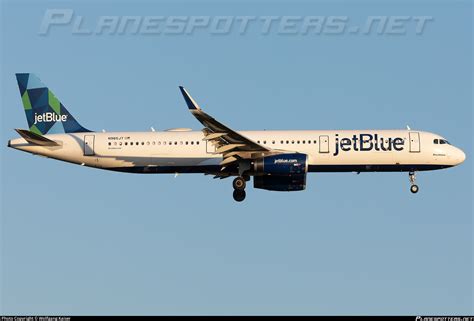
[435,139,450,145]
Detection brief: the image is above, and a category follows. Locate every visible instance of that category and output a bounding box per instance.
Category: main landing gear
[409,171,419,194]
[232,176,247,202]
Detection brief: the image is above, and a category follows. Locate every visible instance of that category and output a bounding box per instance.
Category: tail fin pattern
[15,73,90,135]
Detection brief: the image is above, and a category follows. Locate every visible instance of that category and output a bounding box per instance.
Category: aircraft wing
[179,86,272,166]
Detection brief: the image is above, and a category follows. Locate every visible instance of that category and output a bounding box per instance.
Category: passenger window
[281,140,284,144]
[196,141,200,145]
[191,141,194,145]
[302,140,305,144]
[185,141,188,145]
[263,141,267,144]
[141,142,144,145]
[313,140,317,144]
[108,142,111,146]
[125,142,128,146]
[272,141,275,144]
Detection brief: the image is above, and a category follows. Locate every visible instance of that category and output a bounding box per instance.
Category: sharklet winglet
[179,86,201,110]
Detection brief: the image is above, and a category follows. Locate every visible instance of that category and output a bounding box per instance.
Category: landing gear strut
[409,171,419,194]
[232,176,247,202]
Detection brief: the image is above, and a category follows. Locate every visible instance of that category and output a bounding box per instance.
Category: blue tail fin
[15,73,91,135]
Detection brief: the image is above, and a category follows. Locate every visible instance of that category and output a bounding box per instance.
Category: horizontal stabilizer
[15,129,60,146]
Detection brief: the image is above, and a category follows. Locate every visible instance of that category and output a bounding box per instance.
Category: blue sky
[1,0,472,315]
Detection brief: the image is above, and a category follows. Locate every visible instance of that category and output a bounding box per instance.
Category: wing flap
[216,144,246,154]
[203,132,228,140]
[220,156,239,166]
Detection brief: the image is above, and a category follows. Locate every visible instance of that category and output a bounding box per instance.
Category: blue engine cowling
[253,153,308,191]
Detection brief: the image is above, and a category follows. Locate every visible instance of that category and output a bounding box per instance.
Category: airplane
[8,73,466,202]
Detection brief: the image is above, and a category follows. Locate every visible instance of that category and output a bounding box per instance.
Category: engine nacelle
[253,153,308,175]
[253,153,308,191]
[254,174,306,191]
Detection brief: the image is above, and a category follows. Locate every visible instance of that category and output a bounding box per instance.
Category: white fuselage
[8,129,466,174]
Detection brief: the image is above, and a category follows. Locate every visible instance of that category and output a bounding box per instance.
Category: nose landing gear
[232,176,247,202]
[409,171,419,194]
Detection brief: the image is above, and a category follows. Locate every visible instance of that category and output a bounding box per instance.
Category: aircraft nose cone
[455,148,466,164]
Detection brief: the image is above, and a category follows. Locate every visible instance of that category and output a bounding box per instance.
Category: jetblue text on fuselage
[333,133,404,156]
[34,112,67,125]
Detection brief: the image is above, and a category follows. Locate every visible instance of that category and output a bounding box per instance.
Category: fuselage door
[319,135,329,153]
[84,135,95,156]
[409,132,420,153]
